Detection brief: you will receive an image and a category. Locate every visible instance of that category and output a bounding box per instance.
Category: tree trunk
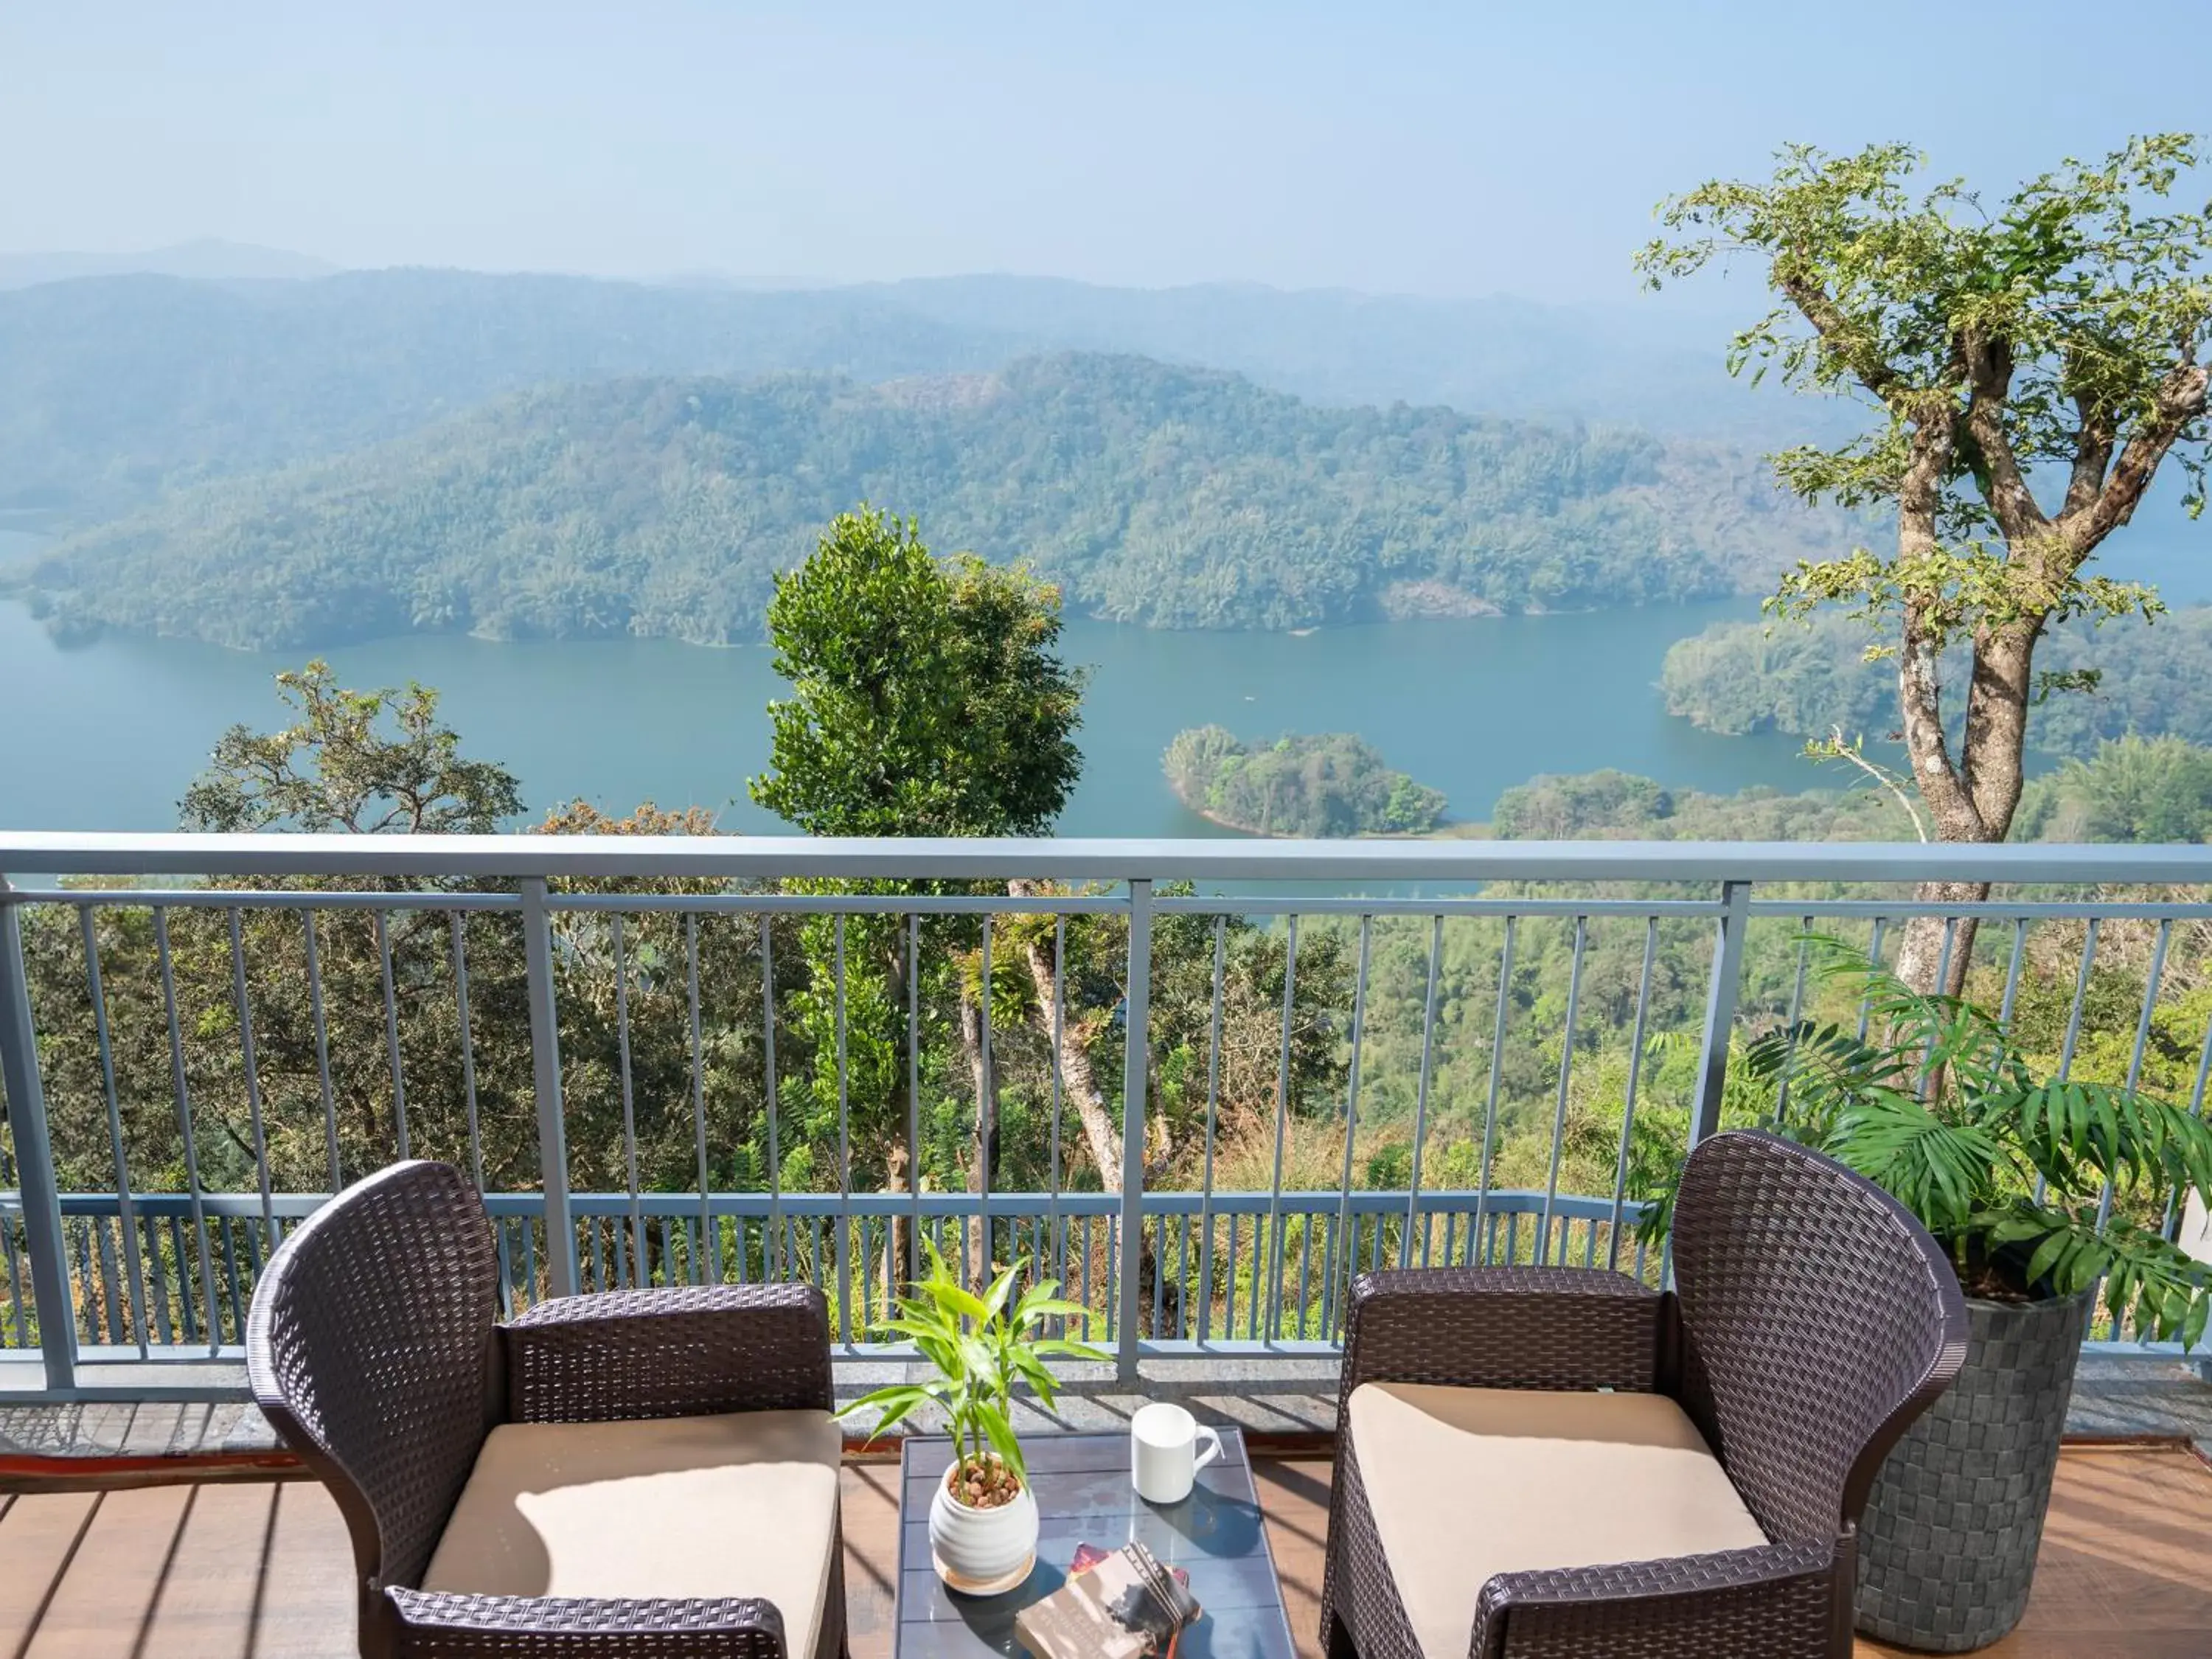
[1004,881,1176,1334]
[958,988,995,1281]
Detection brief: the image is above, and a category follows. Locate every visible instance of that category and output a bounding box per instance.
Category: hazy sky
[4,1,2205,301]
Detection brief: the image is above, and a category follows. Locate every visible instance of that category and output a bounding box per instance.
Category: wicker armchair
[1320,1130,1967,1659]
[246,1160,849,1659]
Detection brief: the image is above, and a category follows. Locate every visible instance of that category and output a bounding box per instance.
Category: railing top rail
[5,832,2212,886]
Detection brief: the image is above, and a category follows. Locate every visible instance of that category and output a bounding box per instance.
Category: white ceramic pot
[928,1456,1039,1596]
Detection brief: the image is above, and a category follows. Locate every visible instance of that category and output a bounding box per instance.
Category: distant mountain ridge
[9,353,1846,650]
[0,239,337,289]
[0,266,1843,524]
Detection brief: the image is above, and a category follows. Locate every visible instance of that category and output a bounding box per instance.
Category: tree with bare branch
[1640,136,2211,991]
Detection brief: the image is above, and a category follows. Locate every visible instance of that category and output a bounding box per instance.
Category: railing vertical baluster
[1773,919,1813,1127]
[1606,919,1660,1273]
[975,916,994,1288]
[761,915,782,1279]
[1328,917,1372,1337]
[80,905,149,1357]
[1116,880,1152,1381]
[2034,918,2102,1208]
[0,875,75,1388]
[374,910,409,1160]
[1265,914,1299,1345]
[451,914,487,1194]
[2057,918,2101,1081]
[1690,882,1751,1148]
[2098,920,2171,1236]
[1998,918,2030,1032]
[685,915,716,1284]
[2163,1004,2212,1238]
[906,914,922,1287]
[1048,917,1067,1291]
[1857,917,1888,1042]
[302,912,341,1189]
[1537,916,1587,1267]
[834,917,852,1346]
[1224,1212,1240,1339]
[4,1222,25,1352]
[153,908,222,1357]
[519,878,577,1300]
[227,910,275,1245]
[1472,916,1517,1250]
[611,914,644,1283]
[1402,915,1443,1270]
[1198,917,1225,1340]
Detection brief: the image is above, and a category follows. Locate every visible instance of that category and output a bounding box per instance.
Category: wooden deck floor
[0,1446,2205,1657]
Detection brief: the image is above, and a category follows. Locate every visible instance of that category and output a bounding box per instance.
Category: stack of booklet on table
[1015,1541,1203,1659]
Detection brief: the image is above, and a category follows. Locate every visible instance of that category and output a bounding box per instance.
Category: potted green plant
[1649,940,2212,1652]
[838,1243,1107,1596]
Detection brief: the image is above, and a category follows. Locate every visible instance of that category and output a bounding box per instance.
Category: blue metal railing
[3,832,2209,1399]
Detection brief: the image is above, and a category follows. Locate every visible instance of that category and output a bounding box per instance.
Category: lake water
[1,588,1819,836]
[8,507,2204,838]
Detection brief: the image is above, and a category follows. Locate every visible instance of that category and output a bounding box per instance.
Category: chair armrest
[1468,1540,1837,1659]
[504,1283,832,1424]
[1340,1268,1661,1407]
[387,1587,790,1657]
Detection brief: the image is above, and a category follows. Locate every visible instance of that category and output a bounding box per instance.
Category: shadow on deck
[0,1445,2208,1658]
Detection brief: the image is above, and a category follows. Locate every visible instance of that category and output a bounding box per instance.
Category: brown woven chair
[247,1159,849,1659]
[1320,1129,1968,1659]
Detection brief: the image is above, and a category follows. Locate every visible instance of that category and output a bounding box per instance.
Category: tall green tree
[749,507,1086,1230]
[751,507,1083,838]
[1640,136,2211,990]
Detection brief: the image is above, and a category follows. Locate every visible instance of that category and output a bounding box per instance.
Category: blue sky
[2,1,2205,301]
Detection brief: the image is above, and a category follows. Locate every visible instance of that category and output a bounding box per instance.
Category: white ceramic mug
[1130,1402,1223,1505]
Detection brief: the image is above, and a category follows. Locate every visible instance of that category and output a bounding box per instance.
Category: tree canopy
[1163,728,1448,836]
[749,507,1084,838]
[1640,135,2211,985]
[8,355,1845,648]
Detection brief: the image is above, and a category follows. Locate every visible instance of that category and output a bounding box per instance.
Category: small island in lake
[1163,726,1448,836]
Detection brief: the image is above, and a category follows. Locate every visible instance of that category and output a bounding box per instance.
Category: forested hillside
[0,268,1825,524]
[0,271,1018,519]
[10,354,1844,648]
[1163,728,1448,835]
[1660,608,2212,757]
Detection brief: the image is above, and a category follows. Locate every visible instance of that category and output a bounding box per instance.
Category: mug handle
[1192,1425,1223,1476]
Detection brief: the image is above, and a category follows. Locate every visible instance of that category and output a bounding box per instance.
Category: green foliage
[1161,727,1447,836]
[1661,609,2212,758]
[179,659,524,836]
[1649,942,2212,1346]
[2014,737,2212,844]
[1640,136,2212,844]
[10,355,1845,648]
[1486,768,1913,843]
[751,508,1084,838]
[835,1245,1107,1491]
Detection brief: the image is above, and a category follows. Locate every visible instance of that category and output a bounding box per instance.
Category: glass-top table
[894,1428,1298,1659]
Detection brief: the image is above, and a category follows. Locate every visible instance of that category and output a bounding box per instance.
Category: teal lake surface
[7,516,2204,838]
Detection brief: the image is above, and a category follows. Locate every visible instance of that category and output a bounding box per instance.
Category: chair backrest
[1670,1130,1967,1545]
[246,1160,500,1599]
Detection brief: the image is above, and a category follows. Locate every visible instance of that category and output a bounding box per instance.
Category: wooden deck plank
[246,1481,357,1659]
[0,1492,102,1655]
[23,1484,192,1658]
[135,1482,278,1659]
[0,1445,2202,1657]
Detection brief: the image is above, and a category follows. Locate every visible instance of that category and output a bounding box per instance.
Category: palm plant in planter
[1647,939,2212,1651]
[838,1243,1107,1596]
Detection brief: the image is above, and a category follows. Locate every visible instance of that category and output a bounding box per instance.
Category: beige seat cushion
[422,1408,841,1654]
[1347,1383,1768,1659]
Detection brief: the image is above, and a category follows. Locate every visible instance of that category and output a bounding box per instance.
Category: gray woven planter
[1853,1287,2090,1652]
